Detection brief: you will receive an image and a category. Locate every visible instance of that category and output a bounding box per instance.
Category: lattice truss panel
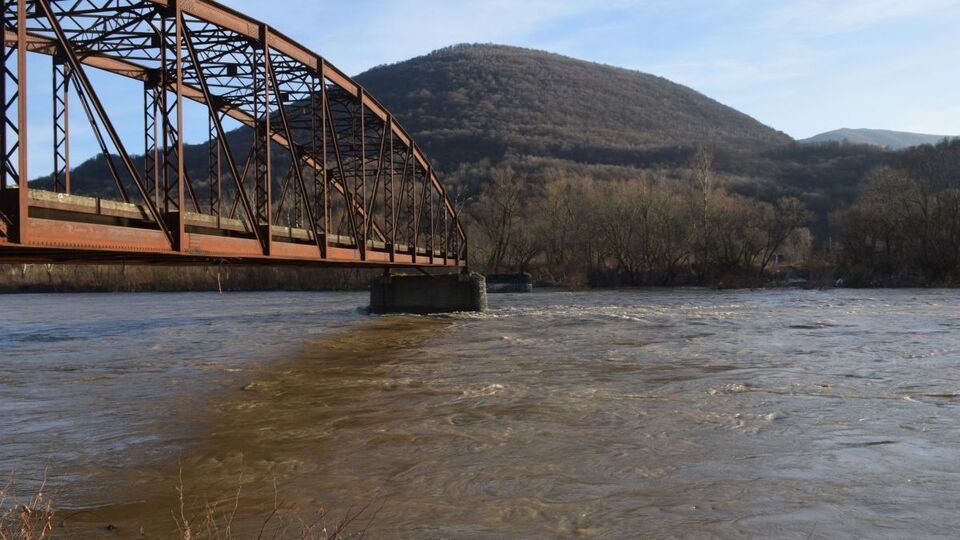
[0,0,465,266]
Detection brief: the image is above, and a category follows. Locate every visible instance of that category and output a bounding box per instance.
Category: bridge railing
[0,0,467,267]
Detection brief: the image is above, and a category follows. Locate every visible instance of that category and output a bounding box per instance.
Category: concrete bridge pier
[369,271,487,314]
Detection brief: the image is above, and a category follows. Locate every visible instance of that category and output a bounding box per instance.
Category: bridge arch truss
[0,0,467,268]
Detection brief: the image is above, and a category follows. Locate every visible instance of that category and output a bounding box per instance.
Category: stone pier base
[369,272,487,314]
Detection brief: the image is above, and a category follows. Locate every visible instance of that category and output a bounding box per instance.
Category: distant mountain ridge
[801,128,955,150]
[39,43,795,194]
[354,44,792,170]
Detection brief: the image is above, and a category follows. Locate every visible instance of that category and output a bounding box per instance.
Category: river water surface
[1,289,959,538]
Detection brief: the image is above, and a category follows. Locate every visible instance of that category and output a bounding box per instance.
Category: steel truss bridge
[0,0,467,268]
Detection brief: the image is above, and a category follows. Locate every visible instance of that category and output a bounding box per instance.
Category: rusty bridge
[0,0,467,269]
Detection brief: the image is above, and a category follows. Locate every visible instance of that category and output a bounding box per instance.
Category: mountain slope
[801,128,954,150]
[355,44,792,170]
[37,43,794,195]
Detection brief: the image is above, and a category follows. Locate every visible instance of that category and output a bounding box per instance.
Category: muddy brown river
[1,289,959,538]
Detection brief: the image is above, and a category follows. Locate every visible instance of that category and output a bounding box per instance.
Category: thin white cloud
[764,0,960,34]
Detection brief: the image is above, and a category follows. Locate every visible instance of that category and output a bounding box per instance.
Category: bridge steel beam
[0,0,467,268]
[51,55,68,193]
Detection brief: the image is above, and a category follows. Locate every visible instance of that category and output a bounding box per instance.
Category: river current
[1,289,959,538]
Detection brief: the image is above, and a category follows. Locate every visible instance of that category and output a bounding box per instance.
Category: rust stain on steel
[0,0,467,268]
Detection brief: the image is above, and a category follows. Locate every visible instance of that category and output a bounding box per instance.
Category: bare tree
[757,197,813,276]
[470,167,527,273]
[690,145,716,280]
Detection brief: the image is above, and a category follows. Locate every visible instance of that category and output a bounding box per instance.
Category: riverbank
[0,263,950,295]
[0,264,376,293]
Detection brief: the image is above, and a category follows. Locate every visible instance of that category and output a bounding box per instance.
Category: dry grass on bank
[1,471,371,539]
[0,476,55,540]
[173,471,372,540]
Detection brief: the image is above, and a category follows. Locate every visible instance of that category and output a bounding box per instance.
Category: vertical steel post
[414,162,430,263]
[443,203,449,265]
[256,25,272,255]
[208,114,220,217]
[293,175,302,227]
[52,57,70,193]
[428,166,435,264]
[144,80,159,208]
[173,2,186,250]
[310,69,326,257]
[251,41,262,230]
[320,62,329,258]
[0,0,7,195]
[15,0,27,242]
[453,203,463,267]
[159,12,174,213]
[386,117,395,261]
[407,152,416,260]
[358,90,366,259]
[310,74,320,228]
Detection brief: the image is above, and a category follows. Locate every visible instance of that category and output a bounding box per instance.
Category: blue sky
[228,0,960,139]
[20,0,960,179]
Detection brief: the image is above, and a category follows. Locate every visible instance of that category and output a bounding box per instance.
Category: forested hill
[355,44,792,170]
[34,42,888,228]
[39,43,795,194]
[801,128,955,150]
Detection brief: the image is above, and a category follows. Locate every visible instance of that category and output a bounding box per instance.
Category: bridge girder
[0,0,467,268]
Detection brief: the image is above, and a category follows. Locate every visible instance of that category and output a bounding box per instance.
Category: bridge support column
[369,272,487,314]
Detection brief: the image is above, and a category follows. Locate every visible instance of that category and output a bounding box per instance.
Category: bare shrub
[0,474,54,540]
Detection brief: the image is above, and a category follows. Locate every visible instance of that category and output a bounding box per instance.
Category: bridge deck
[0,189,457,267]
